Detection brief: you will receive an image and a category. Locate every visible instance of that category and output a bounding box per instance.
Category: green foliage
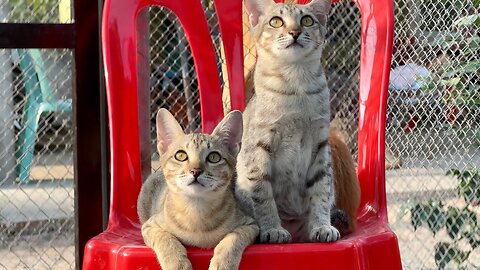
[447,169,480,205]
[445,207,477,240]
[421,6,480,109]
[462,228,480,249]
[399,169,480,269]
[476,130,480,146]
[454,14,480,27]
[8,0,59,22]
[417,7,480,144]
[435,242,471,270]
[412,12,480,270]
[408,200,446,235]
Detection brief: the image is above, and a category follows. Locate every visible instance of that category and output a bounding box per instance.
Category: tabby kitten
[236,0,345,243]
[138,109,258,270]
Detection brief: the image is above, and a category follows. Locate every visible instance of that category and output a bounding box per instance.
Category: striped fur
[138,109,258,270]
[236,0,343,243]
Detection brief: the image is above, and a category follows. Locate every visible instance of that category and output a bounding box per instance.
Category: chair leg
[15,105,41,184]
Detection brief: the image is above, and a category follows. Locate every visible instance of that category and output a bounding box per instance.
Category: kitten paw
[309,225,340,242]
[208,258,235,270]
[260,227,292,243]
[176,261,193,270]
[162,261,192,270]
[209,249,240,270]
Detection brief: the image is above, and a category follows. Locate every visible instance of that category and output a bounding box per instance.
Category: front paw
[161,260,192,270]
[209,256,237,270]
[260,227,291,243]
[309,225,340,242]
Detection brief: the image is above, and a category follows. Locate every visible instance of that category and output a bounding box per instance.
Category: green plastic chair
[15,49,72,183]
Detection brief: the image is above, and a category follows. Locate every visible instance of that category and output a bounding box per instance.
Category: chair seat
[83,217,401,270]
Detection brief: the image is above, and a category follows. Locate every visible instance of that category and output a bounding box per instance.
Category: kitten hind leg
[142,216,192,270]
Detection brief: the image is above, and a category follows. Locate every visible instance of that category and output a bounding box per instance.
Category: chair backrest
[354,0,393,223]
[17,49,58,105]
[102,0,393,229]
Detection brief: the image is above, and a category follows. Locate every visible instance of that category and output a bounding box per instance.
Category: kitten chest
[271,113,327,218]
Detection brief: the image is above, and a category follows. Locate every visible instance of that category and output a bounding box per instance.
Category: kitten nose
[289,30,301,40]
[191,168,203,179]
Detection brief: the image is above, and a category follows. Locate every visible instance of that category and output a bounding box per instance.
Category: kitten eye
[301,15,314,27]
[269,16,284,28]
[206,152,222,163]
[174,150,188,162]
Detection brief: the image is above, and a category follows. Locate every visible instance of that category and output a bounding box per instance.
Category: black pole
[73,0,104,268]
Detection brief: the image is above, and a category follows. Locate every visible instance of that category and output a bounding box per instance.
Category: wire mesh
[387,1,480,269]
[0,49,74,269]
[0,0,73,23]
[148,6,205,171]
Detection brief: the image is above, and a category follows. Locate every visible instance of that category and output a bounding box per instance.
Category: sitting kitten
[236,0,359,243]
[138,109,258,270]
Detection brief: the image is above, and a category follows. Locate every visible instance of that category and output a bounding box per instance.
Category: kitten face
[155,108,243,199]
[162,133,235,198]
[260,6,322,59]
[246,0,330,62]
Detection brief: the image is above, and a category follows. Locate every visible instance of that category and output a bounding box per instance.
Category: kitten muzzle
[286,41,304,49]
[190,169,203,179]
[289,30,301,40]
[188,169,205,186]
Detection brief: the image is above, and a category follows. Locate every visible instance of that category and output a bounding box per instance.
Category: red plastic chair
[83,0,402,269]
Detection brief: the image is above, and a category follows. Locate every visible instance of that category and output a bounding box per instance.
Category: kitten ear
[307,0,331,25]
[244,0,274,27]
[156,108,185,154]
[212,110,243,154]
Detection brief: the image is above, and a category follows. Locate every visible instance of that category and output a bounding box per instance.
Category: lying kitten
[138,109,258,270]
[236,0,359,244]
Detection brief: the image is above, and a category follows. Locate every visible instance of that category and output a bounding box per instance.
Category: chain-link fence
[0,47,75,269]
[0,1,75,268]
[1,0,72,23]
[387,1,480,269]
[1,0,479,269]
